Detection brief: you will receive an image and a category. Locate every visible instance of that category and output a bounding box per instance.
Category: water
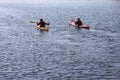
[0,0,120,80]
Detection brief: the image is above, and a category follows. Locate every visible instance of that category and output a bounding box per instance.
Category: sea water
[0,0,120,80]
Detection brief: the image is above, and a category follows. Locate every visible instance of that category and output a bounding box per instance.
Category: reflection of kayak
[36,25,49,31]
[68,21,89,30]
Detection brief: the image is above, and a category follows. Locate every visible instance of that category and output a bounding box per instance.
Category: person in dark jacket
[37,19,48,27]
[75,18,83,26]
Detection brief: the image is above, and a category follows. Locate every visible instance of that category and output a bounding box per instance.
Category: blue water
[0,0,120,80]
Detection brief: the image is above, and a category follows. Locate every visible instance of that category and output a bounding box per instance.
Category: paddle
[29,21,37,23]
[29,20,50,25]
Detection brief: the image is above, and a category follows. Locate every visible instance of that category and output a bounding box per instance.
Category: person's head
[77,18,80,21]
[40,18,43,22]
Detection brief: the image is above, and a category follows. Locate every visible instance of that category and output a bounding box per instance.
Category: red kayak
[68,21,89,30]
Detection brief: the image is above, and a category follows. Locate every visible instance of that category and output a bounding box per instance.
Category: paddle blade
[29,21,36,23]
[46,23,50,25]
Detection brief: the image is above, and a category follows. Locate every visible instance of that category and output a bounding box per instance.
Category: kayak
[36,25,49,31]
[68,21,89,30]
[29,21,49,31]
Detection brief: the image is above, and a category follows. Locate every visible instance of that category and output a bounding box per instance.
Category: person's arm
[45,22,50,25]
[36,22,41,26]
[75,21,78,25]
[80,21,83,25]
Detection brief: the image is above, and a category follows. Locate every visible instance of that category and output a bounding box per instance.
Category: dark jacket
[38,21,46,27]
[75,20,83,26]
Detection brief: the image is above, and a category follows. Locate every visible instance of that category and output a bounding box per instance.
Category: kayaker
[37,19,48,27]
[75,18,83,26]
